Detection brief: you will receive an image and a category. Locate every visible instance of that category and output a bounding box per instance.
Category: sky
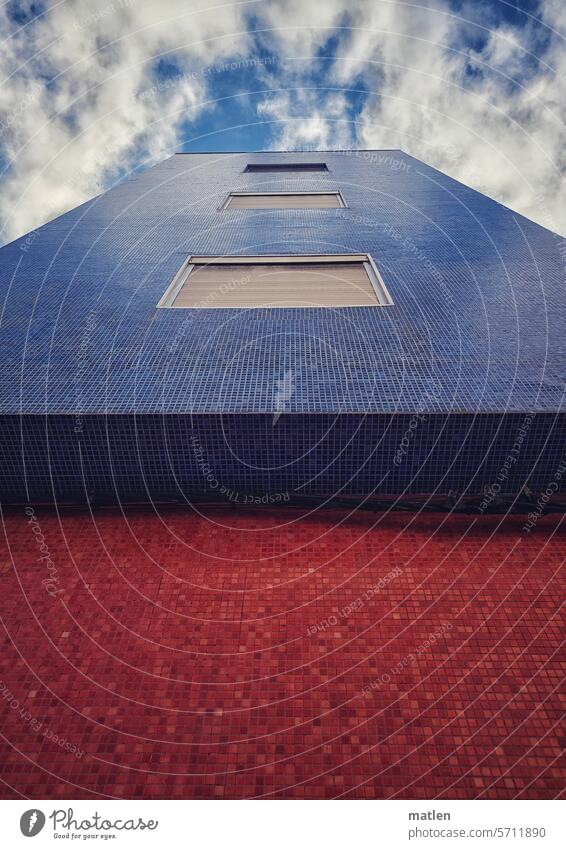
[0,0,564,243]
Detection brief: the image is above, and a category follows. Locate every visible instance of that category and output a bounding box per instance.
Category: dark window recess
[244,163,329,173]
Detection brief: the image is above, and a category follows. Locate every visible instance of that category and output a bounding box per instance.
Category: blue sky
[0,0,564,241]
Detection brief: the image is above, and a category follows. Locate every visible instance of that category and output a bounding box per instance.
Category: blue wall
[0,413,562,502]
[0,151,563,499]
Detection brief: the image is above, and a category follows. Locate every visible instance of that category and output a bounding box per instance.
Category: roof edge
[174,148,405,154]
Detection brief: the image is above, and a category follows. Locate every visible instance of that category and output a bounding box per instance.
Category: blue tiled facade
[0,150,564,500]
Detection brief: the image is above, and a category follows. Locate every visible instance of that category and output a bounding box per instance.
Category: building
[0,150,564,502]
[0,151,564,800]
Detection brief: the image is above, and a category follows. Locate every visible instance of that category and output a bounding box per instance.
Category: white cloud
[258,0,566,234]
[0,0,250,242]
[1,0,565,240]
[258,89,355,149]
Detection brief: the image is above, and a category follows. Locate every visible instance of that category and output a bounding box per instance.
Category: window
[244,162,329,173]
[158,255,393,309]
[221,192,345,209]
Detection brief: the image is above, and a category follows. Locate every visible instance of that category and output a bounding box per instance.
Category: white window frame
[157,254,394,309]
[219,191,347,210]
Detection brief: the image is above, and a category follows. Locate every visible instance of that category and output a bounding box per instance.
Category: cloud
[258,0,566,234]
[0,0,250,242]
[258,89,355,149]
[1,0,565,240]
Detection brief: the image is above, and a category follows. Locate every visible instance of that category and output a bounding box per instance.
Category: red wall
[1,505,563,799]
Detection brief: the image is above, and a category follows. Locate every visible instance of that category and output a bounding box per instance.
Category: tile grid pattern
[0,507,563,799]
[0,150,563,499]
[0,151,563,416]
[0,412,564,501]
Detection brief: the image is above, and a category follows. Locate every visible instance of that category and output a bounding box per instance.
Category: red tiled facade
[0,506,564,799]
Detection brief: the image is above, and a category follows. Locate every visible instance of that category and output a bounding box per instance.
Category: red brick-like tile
[0,505,564,799]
